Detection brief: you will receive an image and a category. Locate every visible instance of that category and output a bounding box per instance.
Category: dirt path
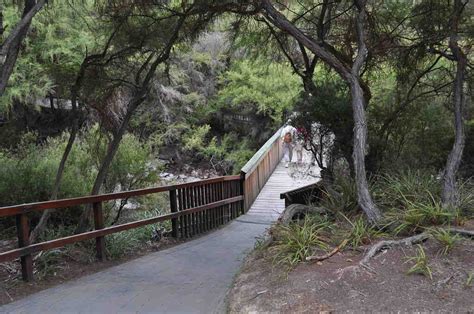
[0,159,317,314]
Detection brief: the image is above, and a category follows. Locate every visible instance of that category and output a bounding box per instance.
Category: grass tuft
[429,228,461,256]
[268,216,330,269]
[405,244,433,280]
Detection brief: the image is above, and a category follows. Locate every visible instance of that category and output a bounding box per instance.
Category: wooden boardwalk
[1,156,320,314]
[243,154,320,224]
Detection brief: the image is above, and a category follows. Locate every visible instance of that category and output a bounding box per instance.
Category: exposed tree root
[307,239,348,262]
[446,227,474,237]
[360,227,474,266]
[360,233,431,266]
[278,204,328,226]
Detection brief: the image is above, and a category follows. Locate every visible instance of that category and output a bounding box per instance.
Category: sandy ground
[228,236,474,313]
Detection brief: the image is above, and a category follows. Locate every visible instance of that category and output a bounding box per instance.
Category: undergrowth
[429,228,461,256]
[264,170,473,270]
[268,216,330,269]
[405,244,433,280]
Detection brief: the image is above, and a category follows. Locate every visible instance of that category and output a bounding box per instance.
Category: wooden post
[169,189,178,238]
[240,172,246,215]
[16,213,33,281]
[93,202,106,261]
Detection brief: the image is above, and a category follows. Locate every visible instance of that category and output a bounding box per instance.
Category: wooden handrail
[0,175,243,281]
[240,127,284,211]
[0,175,241,218]
[0,196,243,263]
[241,127,283,178]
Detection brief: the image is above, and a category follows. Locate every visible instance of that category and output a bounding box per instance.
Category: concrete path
[1,160,318,314]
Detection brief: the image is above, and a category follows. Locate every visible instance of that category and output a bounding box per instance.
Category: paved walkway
[1,160,318,314]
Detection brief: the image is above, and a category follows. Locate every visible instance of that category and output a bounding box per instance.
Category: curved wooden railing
[240,127,284,211]
[0,127,284,282]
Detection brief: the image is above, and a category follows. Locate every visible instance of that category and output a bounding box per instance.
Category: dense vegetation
[0,0,473,280]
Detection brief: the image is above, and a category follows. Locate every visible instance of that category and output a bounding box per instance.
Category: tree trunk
[0,0,46,95]
[261,0,382,224]
[349,77,382,224]
[441,0,467,209]
[74,96,144,233]
[29,115,79,243]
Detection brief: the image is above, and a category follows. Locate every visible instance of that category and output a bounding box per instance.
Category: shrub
[320,176,358,213]
[339,214,384,248]
[0,126,158,233]
[372,170,440,211]
[268,216,330,269]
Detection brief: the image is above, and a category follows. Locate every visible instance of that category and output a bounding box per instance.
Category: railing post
[16,213,33,282]
[240,172,246,214]
[93,202,106,261]
[169,188,178,238]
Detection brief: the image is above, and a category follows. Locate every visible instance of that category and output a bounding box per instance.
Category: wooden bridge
[0,128,317,283]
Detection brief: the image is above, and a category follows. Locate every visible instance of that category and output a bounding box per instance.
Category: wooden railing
[0,127,284,282]
[0,176,243,281]
[240,127,284,211]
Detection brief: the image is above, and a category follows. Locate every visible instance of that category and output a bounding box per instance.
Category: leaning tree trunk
[29,53,93,243]
[441,12,467,209]
[29,100,80,243]
[0,0,46,95]
[261,0,382,224]
[349,77,382,224]
[74,97,143,233]
[348,0,382,224]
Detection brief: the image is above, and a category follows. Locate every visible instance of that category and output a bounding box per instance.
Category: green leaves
[215,59,300,124]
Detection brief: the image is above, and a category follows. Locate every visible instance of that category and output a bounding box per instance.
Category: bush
[0,126,158,233]
[372,170,441,211]
[268,216,330,269]
[320,176,359,213]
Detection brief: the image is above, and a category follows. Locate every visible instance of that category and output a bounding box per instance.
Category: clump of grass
[34,249,68,280]
[339,214,384,248]
[269,216,330,269]
[405,244,433,280]
[385,191,454,235]
[372,170,440,210]
[320,176,359,213]
[458,179,474,218]
[429,228,461,255]
[106,208,166,259]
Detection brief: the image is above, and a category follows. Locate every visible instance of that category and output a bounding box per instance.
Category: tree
[74,1,231,232]
[440,0,469,208]
[0,0,46,95]
[259,0,383,223]
[408,0,472,208]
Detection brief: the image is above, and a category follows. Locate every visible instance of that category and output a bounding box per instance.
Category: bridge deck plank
[246,156,319,222]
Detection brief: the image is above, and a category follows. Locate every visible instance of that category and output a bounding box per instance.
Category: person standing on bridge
[281,124,296,168]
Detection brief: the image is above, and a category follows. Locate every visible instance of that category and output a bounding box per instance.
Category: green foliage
[182,125,253,174]
[0,1,102,110]
[373,171,441,211]
[389,198,454,235]
[340,214,384,248]
[183,125,211,152]
[320,176,359,213]
[405,245,433,280]
[215,59,300,125]
[269,216,329,269]
[429,228,460,256]
[0,127,157,230]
